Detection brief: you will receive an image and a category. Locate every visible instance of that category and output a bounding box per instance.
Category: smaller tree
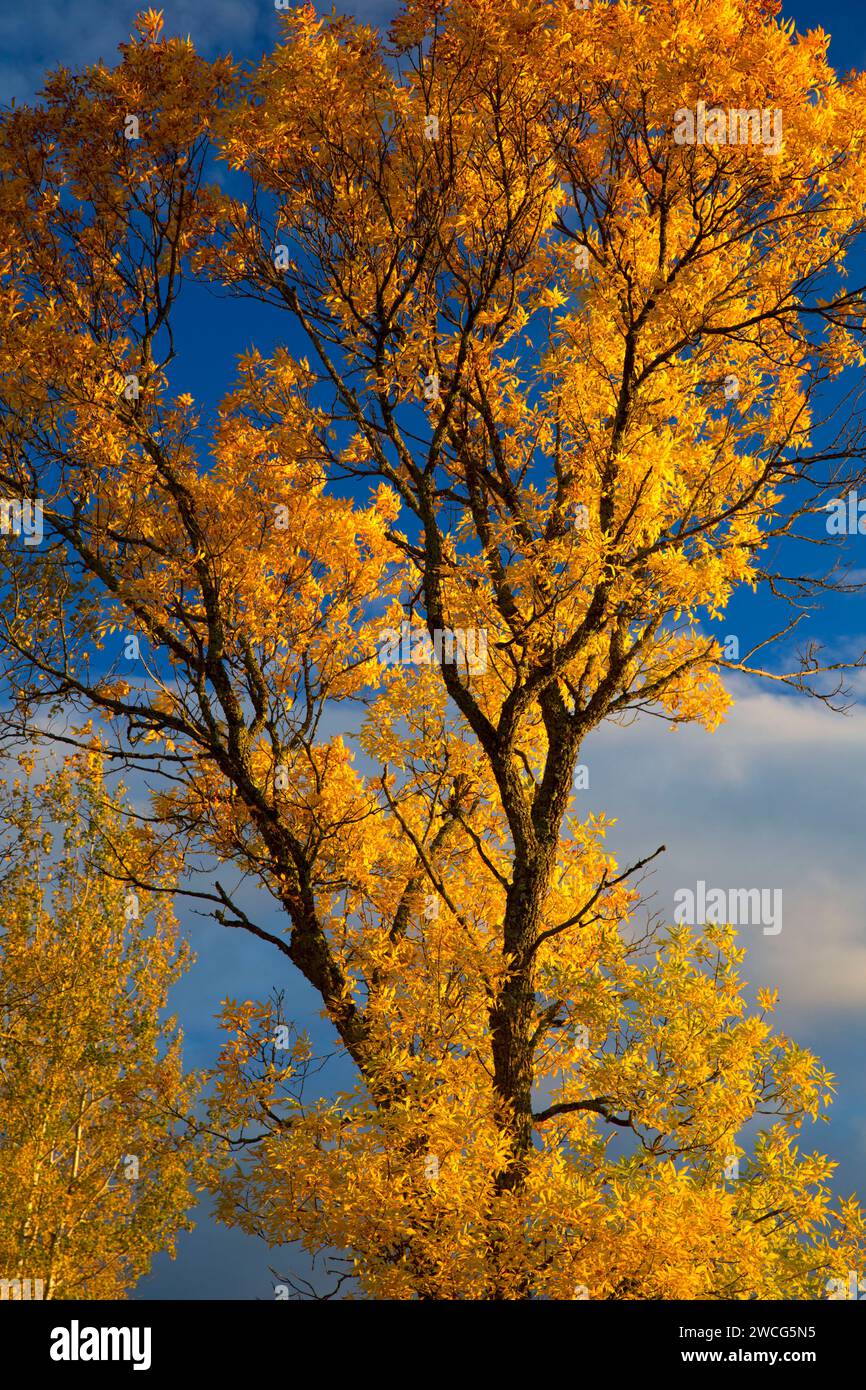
[0,749,196,1299]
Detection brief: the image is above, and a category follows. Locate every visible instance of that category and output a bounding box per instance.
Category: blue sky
[2,0,866,1299]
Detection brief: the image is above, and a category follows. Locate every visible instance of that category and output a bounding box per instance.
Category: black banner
[1,1297,857,1378]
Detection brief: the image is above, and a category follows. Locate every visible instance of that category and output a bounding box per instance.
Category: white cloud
[581,680,866,1015]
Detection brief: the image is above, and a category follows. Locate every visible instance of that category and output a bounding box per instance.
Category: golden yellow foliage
[0,0,864,1297]
[0,753,197,1298]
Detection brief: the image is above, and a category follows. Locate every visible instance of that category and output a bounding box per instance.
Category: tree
[0,0,865,1297]
[0,751,196,1298]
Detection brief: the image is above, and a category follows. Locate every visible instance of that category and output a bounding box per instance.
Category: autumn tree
[1,0,866,1296]
[0,752,196,1298]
